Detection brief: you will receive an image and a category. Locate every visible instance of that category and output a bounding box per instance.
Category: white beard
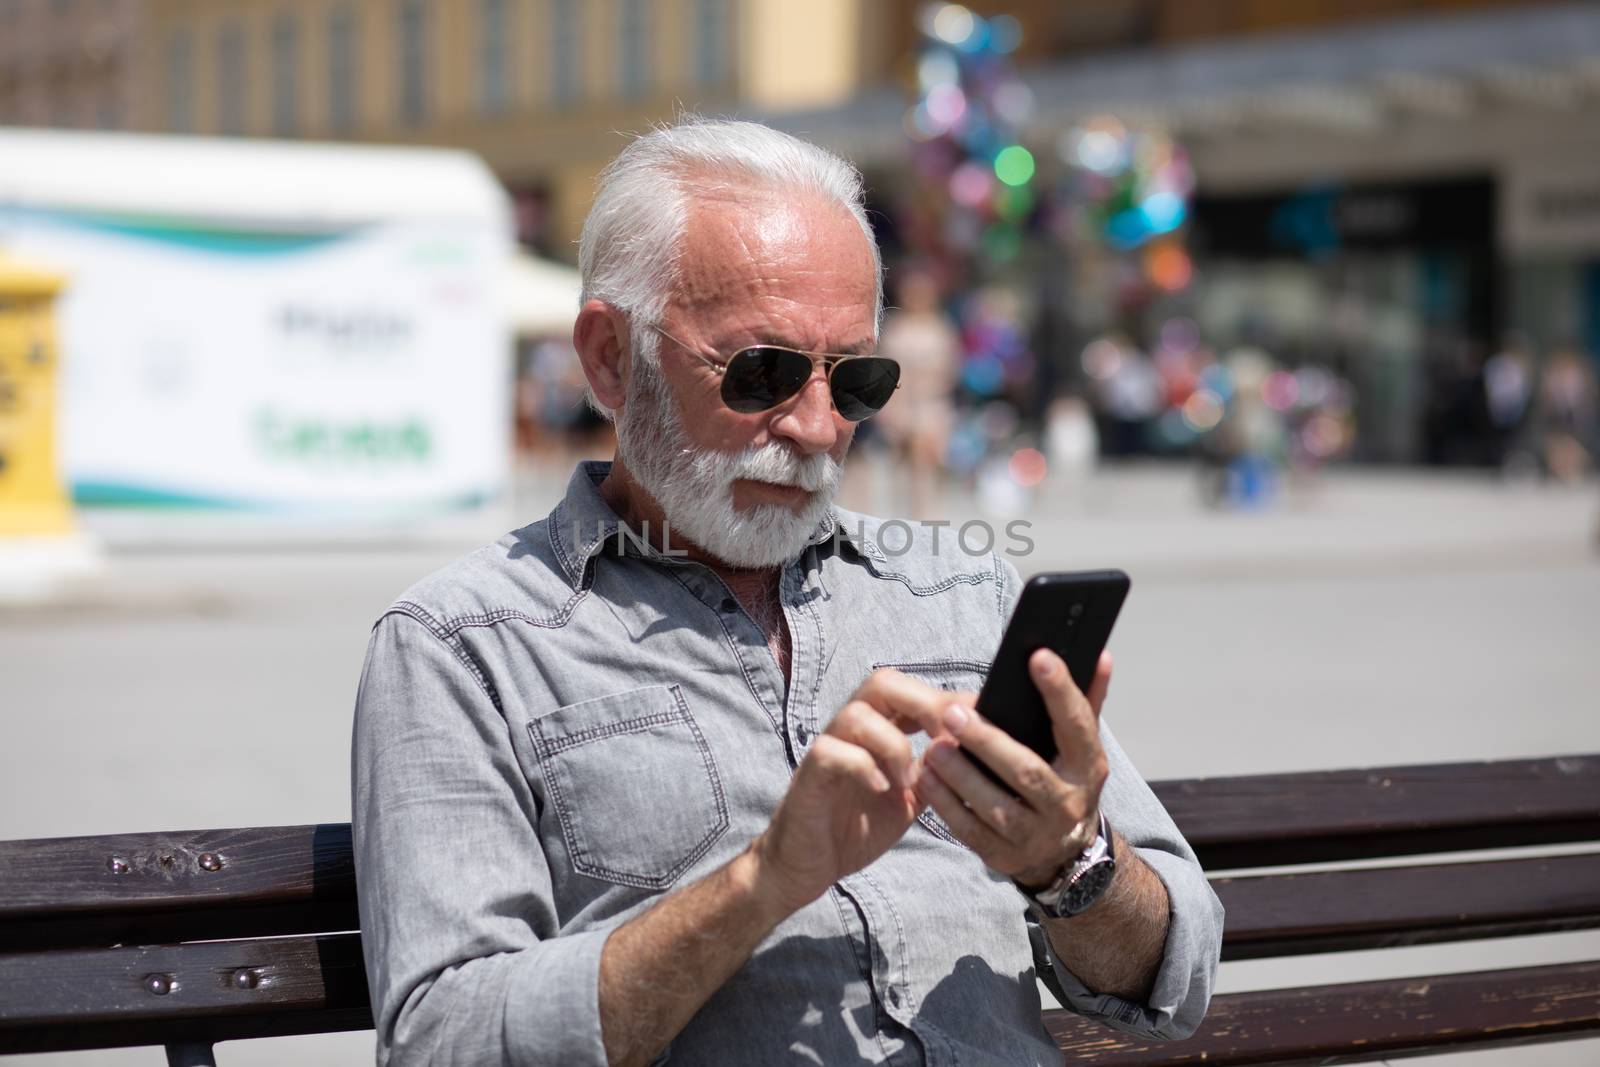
[614,341,843,569]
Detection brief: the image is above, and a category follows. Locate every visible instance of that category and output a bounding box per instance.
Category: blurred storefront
[768,0,1600,464]
[1504,159,1600,361]
[1179,178,1496,463]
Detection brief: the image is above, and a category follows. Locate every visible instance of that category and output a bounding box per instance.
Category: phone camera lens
[1070,603,1084,618]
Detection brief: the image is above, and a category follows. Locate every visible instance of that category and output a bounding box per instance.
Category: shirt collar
[546,459,871,589]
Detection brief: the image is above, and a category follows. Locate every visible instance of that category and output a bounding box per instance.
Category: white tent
[0,126,509,229]
[504,251,581,337]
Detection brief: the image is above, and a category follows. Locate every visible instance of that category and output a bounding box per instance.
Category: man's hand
[750,668,951,915]
[913,648,1113,887]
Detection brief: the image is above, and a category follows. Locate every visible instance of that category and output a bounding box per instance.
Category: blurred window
[618,0,650,100]
[328,6,358,132]
[479,0,510,115]
[694,0,730,88]
[550,0,581,106]
[397,0,428,125]
[272,13,298,136]
[166,28,192,132]
[217,21,247,135]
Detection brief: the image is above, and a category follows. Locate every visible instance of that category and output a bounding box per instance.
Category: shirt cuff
[503,926,612,1065]
[1032,846,1224,1041]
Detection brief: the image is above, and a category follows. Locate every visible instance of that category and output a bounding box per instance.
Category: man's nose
[769,371,839,455]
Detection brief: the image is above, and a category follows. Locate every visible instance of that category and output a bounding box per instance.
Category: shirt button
[887,987,902,1008]
[795,723,810,745]
[720,597,738,613]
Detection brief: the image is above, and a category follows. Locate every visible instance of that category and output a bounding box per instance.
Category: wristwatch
[1019,812,1116,918]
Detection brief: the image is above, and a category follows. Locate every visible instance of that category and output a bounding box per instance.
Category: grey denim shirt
[351,460,1223,1066]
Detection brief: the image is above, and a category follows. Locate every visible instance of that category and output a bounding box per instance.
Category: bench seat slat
[5,937,1595,1063]
[1215,851,1600,959]
[0,934,371,1054]
[1047,960,1600,1065]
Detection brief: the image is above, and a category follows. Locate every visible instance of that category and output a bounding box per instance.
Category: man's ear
[573,299,631,413]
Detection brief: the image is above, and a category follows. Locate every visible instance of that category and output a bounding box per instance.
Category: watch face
[1061,860,1116,916]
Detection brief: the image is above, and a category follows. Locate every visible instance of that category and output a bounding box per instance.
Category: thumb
[1029,648,1099,761]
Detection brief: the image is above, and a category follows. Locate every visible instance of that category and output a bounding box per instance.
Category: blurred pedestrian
[1046,393,1098,481]
[1483,332,1534,470]
[1534,344,1598,484]
[1087,334,1162,457]
[876,268,959,515]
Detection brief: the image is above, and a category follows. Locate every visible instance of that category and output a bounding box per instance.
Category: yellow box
[0,253,74,537]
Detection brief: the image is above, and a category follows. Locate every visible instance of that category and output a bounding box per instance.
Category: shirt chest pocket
[527,684,730,891]
[872,659,989,847]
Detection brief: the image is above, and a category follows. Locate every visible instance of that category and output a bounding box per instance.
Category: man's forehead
[671,189,877,328]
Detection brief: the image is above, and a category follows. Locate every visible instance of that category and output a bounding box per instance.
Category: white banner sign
[2,206,511,512]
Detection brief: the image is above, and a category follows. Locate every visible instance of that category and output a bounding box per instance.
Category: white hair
[577,115,883,418]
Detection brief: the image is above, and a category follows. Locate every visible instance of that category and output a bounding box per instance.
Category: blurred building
[0,0,143,130]
[127,0,893,256]
[9,0,1598,463]
[775,0,1600,463]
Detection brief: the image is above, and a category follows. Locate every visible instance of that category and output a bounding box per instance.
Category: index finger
[941,706,1070,811]
[848,668,955,737]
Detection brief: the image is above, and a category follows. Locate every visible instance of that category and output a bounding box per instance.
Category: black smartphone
[967,570,1131,787]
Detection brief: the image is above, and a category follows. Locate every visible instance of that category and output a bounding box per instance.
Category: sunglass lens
[722,347,813,413]
[829,358,901,421]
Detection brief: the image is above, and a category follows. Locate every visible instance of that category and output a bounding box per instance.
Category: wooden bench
[2,754,1597,1066]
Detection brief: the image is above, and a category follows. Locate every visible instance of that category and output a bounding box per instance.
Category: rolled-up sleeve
[1031,718,1225,1040]
[351,610,609,1066]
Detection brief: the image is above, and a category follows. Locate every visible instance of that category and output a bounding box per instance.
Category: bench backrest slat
[0,825,352,912]
[0,825,355,951]
[3,755,1593,944]
[1154,754,1600,869]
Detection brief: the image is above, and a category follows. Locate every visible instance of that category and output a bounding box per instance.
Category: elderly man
[352,117,1222,1067]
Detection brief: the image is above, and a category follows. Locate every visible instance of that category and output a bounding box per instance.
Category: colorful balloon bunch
[905,3,1035,271]
[1053,116,1197,293]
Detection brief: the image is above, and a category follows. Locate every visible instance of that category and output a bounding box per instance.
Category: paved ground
[3,460,1597,1065]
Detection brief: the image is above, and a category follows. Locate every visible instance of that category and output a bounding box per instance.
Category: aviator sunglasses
[650,324,901,422]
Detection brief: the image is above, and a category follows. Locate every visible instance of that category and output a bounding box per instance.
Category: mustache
[718,440,840,494]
